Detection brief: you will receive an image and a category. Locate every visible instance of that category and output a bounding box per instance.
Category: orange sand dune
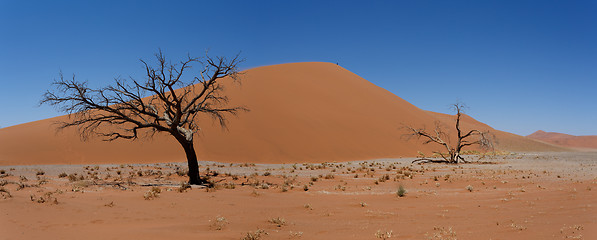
[0,62,564,165]
[527,130,597,150]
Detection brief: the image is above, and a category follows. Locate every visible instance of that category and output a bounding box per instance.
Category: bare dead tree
[41,50,246,185]
[405,103,493,164]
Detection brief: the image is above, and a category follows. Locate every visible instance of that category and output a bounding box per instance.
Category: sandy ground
[1,152,595,239]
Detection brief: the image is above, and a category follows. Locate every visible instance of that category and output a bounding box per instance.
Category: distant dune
[527,130,597,150]
[0,62,565,165]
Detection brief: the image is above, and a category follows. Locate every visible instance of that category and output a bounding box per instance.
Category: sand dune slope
[527,130,597,150]
[0,62,563,165]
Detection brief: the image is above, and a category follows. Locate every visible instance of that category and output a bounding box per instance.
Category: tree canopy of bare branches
[405,103,493,164]
[41,50,246,185]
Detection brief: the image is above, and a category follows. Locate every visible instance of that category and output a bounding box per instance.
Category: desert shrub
[58,173,68,178]
[242,229,267,240]
[269,217,286,227]
[263,172,271,176]
[144,186,161,200]
[428,226,457,240]
[397,185,407,197]
[209,216,229,230]
[30,192,58,204]
[178,182,191,193]
[375,229,393,239]
[466,185,474,192]
[175,168,188,177]
[67,174,78,182]
[221,182,236,189]
[36,170,45,176]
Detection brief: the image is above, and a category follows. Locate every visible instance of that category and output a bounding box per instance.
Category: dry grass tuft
[242,229,267,240]
[178,182,191,193]
[144,186,161,200]
[269,217,286,227]
[397,185,407,197]
[375,229,393,239]
[427,226,457,240]
[209,216,229,230]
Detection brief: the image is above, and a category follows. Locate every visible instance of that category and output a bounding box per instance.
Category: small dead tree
[405,103,493,164]
[41,50,245,185]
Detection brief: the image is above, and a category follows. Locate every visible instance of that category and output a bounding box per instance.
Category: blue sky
[0,1,595,135]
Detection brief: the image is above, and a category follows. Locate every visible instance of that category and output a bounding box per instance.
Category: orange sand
[527,130,597,150]
[0,63,564,166]
[1,152,595,239]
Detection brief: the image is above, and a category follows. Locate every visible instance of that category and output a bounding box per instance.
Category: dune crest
[0,62,564,165]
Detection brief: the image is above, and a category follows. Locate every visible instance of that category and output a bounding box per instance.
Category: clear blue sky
[1,1,595,135]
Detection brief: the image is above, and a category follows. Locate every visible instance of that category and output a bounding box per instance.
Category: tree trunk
[179,140,204,185]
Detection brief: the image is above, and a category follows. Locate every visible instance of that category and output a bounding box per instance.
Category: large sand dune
[527,130,597,150]
[0,62,564,165]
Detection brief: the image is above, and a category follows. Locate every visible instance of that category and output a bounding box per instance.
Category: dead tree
[41,50,245,185]
[405,103,492,164]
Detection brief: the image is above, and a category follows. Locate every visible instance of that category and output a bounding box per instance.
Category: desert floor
[1,152,595,240]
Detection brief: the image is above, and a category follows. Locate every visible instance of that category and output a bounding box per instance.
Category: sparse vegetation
[427,226,457,240]
[178,182,192,193]
[143,186,161,200]
[375,229,393,239]
[242,229,267,240]
[209,216,229,230]
[269,217,286,227]
[397,185,407,197]
[30,192,58,204]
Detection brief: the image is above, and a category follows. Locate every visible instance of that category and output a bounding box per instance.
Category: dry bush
[269,217,286,227]
[178,182,191,193]
[242,229,267,240]
[289,231,304,238]
[30,192,58,204]
[427,226,457,240]
[144,186,161,200]
[397,185,407,197]
[375,229,393,239]
[209,216,229,230]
